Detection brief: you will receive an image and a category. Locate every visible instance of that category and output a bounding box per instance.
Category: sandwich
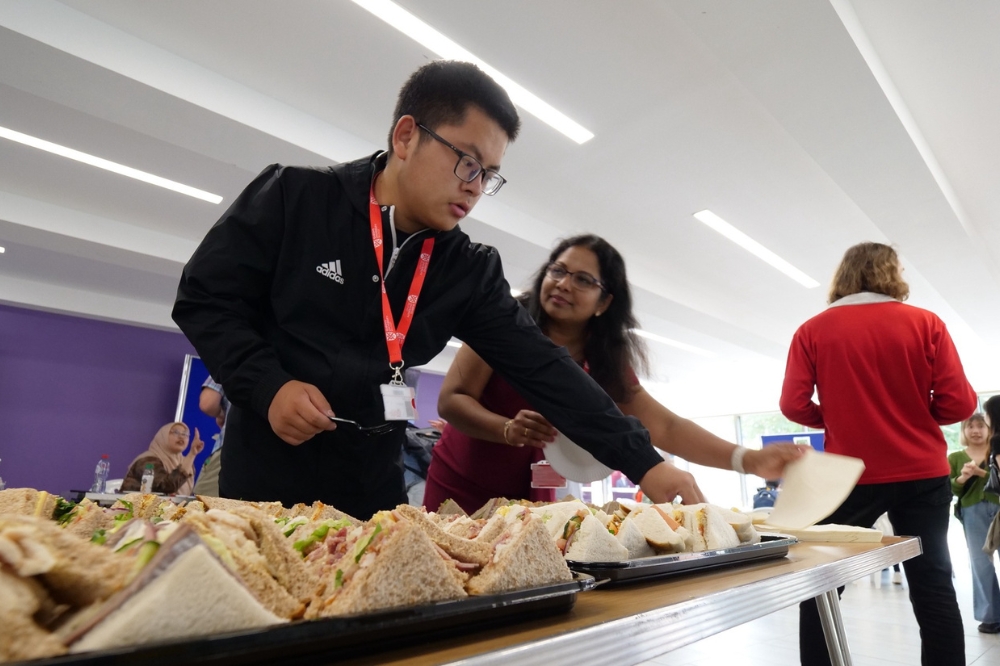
[393,504,492,569]
[0,515,128,607]
[474,504,528,545]
[717,507,760,544]
[674,504,741,552]
[436,498,468,517]
[466,511,572,595]
[0,488,60,519]
[560,511,629,562]
[0,515,131,662]
[180,509,307,619]
[196,495,285,517]
[305,512,467,618]
[470,497,512,520]
[58,499,118,542]
[606,507,655,559]
[281,500,360,526]
[530,501,592,540]
[631,507,685,553]
[62,524,284,653]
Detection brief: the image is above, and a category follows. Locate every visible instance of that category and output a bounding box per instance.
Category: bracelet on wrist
[503,419,514,445]
[730,445,749,475]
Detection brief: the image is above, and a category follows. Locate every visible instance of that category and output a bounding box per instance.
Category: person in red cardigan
[780,242,976,666]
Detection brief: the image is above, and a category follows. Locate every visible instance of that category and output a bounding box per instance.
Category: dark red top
[422,372,556,514]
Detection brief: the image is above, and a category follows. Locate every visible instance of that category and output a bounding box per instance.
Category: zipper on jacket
[384,206,430,278]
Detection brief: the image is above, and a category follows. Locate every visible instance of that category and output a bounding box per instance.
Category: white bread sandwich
[717,507,761,544]
[196,495,285,517]
[631,507,686,553]
[530,501,592,540]
[611,515,655,559]
[63,525,284,653]
[306,512,467,618]
[466,511,572,595]
[675,504,741,552]
[562,512,629,562]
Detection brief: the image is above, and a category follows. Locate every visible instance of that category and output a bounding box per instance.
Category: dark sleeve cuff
[622,444,667,487]
[250,368,297,421]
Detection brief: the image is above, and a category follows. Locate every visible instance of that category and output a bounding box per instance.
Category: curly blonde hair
[828,242,909,304]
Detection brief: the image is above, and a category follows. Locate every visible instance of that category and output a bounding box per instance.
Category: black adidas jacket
[172,153,663,517]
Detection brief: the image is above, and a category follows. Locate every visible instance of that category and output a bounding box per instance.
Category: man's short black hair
[388,60,520,152]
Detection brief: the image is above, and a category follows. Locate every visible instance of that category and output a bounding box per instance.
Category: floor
[636,520,1000,665]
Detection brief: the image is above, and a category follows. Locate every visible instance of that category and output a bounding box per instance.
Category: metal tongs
[328,416,399,436]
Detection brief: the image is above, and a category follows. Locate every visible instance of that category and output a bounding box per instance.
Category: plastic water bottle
[90,454,110,493]
[140,463,155,494]
[0,457,5,491]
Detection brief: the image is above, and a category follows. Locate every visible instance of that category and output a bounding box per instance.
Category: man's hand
[638,461,706,505]
[268,380,337,445]
[742,443,809,480]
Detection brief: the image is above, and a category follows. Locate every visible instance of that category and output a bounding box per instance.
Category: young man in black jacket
[173,61,707,518]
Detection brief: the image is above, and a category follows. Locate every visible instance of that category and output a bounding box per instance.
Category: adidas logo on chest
[317,260,345,284]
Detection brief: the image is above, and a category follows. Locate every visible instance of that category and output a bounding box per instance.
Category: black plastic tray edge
[15,574,596,666]
[567,534,797,584]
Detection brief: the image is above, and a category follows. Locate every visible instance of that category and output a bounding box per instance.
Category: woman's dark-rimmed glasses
[545,264,607,292]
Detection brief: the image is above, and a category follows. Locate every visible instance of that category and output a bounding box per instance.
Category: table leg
[816,590,853,666]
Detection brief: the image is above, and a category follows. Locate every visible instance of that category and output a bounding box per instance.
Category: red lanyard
[369,185,435,376]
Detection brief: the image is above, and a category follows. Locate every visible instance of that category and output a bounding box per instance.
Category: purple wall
[413,371,444,428]
[0,302,450,494]
[0,304,195,495]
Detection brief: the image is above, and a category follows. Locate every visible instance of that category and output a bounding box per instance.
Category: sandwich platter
[14,574,597,666]
[567,534,797,584]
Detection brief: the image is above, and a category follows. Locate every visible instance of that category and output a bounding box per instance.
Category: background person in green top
[949,412,1000,633]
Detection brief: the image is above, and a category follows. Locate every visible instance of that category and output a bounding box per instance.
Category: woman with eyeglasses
[120,422,205,495]
[421,234,803,514]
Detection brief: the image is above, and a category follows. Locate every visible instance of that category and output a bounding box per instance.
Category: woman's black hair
[521,234,647,403]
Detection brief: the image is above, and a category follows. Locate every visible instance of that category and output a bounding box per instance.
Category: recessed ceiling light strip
[0,125,223,204]
[632,329,715,358]
[350,0,594,144]
[693,210,819,288]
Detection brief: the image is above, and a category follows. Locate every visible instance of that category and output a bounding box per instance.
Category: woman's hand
[502,410,557,448]
[180,428,204,475]
[638,461,706,505]
[961,461,985,480]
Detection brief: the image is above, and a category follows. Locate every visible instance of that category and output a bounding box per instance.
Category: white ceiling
[0,0,997,417]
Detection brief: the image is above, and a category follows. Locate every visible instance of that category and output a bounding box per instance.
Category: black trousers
[799,476,964,666]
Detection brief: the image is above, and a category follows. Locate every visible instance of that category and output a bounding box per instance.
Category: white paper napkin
[765,449,865,529]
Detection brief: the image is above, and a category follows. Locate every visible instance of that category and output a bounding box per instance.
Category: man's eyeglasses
[545,264,607,292]
[417,124,506,196]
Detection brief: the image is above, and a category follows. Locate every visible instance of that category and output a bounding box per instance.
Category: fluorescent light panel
[0,246,5,253]
[350,0,594,144]
[0,125,223,204]
[632,329,715,358]
[693,210,819,288]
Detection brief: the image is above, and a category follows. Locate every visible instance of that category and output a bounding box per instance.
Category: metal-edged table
[341,536,920,666]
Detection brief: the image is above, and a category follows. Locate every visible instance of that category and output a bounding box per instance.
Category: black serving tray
[567,534,797,585]
[16,574,596,666]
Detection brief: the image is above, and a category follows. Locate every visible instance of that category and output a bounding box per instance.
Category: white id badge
[381,384,417,421]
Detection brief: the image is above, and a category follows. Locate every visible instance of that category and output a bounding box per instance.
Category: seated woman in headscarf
[120,422,204,495]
